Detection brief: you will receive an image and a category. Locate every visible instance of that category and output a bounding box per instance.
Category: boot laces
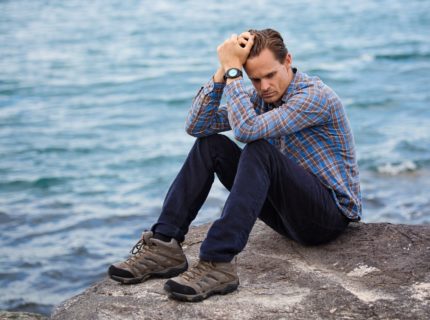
[182,261,213,281]
[127,233,153,263]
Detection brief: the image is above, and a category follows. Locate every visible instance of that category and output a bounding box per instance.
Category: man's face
[244,48,292,104]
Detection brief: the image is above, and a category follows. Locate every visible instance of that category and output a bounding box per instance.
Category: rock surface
[52,221,430,320]
[0,311,47,320]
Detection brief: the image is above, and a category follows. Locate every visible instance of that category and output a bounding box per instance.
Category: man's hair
[248,28,288,63]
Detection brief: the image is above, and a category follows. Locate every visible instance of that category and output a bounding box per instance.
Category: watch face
[228,69,239,77]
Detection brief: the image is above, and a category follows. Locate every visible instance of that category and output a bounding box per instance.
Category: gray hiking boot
[108,231,188,284]
[164,259,239,301]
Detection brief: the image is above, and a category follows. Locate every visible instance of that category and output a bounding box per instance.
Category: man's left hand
[217,32,254,72]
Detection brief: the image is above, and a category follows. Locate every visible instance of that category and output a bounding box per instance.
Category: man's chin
[262,95,280,104]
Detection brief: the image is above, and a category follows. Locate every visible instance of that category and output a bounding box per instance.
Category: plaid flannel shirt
[186,68,362,221]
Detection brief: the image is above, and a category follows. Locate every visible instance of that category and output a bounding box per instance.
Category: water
[1,0,429,315]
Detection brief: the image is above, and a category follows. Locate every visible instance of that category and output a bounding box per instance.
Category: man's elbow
[232,127,253,143]
[185,120,197,136]
[185,123,193,135]
[185,126,199,137]
[185,125,207,138]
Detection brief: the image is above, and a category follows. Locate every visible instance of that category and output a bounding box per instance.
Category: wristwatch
[224,68,243,81]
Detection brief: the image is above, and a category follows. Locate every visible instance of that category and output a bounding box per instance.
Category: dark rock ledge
[51,221,430,320]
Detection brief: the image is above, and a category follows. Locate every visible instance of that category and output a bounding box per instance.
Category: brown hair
[248,28,288,63]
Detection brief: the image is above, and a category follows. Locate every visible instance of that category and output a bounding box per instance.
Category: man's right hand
[217,32,254,72]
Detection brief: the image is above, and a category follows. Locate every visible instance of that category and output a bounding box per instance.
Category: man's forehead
[245,67,278,80]
[245,48,282,77]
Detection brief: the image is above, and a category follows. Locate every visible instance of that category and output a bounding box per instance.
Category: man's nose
[261,79,270,91]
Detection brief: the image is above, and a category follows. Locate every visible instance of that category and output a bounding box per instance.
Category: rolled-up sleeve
[185,78,231,137]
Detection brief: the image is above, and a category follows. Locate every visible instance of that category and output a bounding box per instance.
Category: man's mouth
[262,92,275,99]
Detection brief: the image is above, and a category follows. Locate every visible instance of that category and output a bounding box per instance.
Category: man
[108,28,361,302]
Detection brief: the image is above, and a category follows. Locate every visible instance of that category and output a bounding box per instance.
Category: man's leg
[257,151,349,247]
[109,134,241,283]
[200,139,349,261]
[200,139,349,262]
[152,134,242,241]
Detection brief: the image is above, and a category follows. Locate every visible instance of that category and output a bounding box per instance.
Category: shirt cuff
[202,77,226,98]
[224,78,246,97]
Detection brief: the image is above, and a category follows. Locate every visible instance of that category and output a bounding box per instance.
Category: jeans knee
[195,134,232,149]
[242,139,271,155]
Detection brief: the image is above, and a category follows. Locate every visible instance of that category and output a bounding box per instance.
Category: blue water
[1,0,429,315]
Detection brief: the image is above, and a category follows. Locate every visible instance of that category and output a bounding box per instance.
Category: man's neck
[273,67,296,106]
[285,67,296,89]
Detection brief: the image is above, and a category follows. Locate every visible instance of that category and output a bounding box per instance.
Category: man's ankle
[153,232,172,242]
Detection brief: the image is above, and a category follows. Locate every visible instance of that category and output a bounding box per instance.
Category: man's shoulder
[293,70,340,101]
[286,70,324,99]
[295,70,324,89]
[282,70,344,116]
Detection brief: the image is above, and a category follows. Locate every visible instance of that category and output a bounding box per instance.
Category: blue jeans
[152,134,349,262]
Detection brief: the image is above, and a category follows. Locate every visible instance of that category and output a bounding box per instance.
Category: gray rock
[0,311,47,320]
[52,221,430,320]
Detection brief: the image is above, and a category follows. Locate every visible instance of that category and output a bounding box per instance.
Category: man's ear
[284,53,292,68]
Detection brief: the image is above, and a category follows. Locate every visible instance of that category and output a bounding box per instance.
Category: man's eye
[267,73,275,79]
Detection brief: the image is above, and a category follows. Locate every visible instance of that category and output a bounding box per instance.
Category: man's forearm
[185,76,230,137]
[213,67,226,84]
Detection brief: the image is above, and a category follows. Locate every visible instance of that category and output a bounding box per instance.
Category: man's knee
[242,139,272,155]
[196,133,230,145]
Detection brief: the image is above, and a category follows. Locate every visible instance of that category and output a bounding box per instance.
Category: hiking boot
[164,259,239,302]
[108,231,188,284]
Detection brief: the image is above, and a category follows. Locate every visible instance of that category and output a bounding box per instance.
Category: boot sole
[164,280,239,302]
[109,262,188,284]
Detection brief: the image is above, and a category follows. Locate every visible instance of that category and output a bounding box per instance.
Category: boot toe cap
[164,279,197,295]
[108,264,134,278]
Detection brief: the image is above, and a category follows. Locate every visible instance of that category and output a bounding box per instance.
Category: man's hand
[217,32,254,72]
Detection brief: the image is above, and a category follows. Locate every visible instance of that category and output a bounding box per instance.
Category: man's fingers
[238,38,248,48]
[239,31,252,41]
[218,32,254,67]
[238,33,255,49]
[244,35,255,50]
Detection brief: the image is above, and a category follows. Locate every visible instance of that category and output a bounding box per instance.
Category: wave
[395,140,430,153]
[0,211,12,224]
[376,160,418,175]
[9,213,149,245]
[375,52,430,61]
[0,177,70,192]
[347,97,394,109]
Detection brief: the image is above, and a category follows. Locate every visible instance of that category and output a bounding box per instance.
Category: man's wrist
[213,67,225,83]
[226,76,242,85]
[223,66,243,85]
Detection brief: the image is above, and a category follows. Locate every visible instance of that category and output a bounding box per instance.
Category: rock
[52,221,430,320]
[0,311,47,320]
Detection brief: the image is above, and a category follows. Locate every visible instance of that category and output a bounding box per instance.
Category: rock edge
[52,221,430,320]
